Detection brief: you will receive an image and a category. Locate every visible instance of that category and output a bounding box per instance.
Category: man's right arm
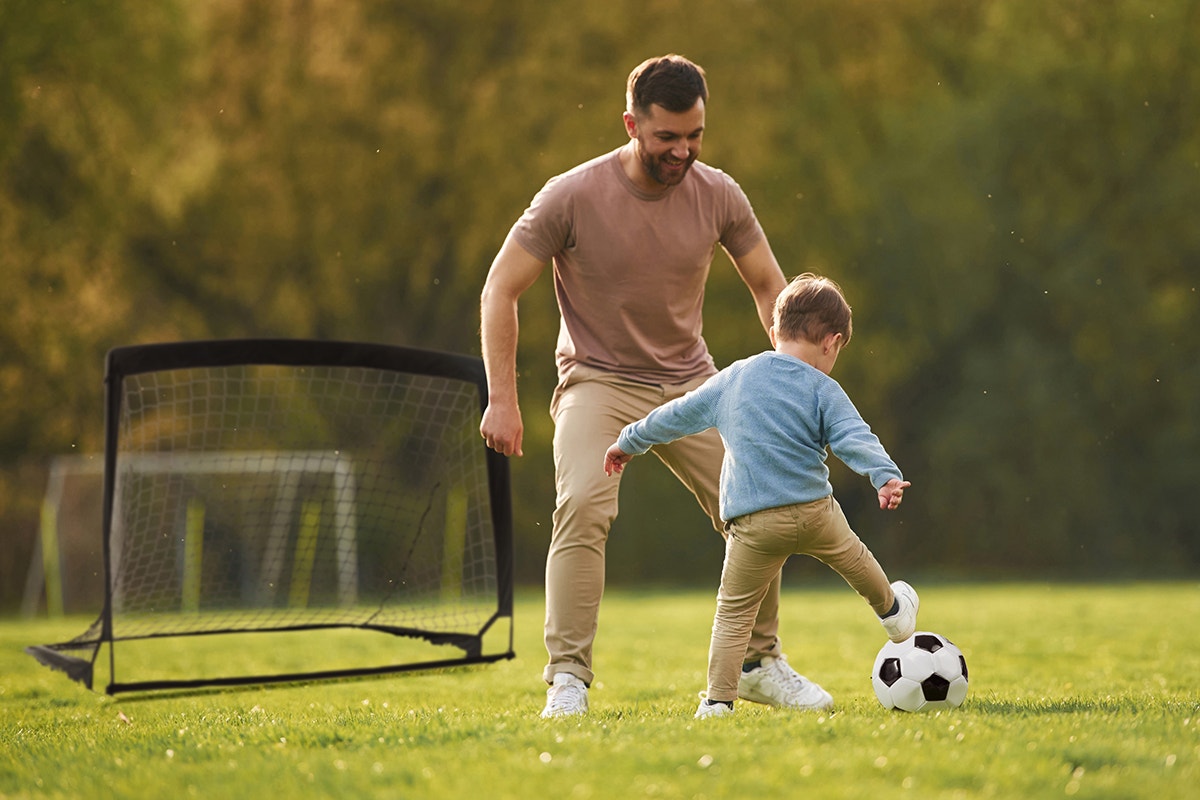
[479,232,547,457]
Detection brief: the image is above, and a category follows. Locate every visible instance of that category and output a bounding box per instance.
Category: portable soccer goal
[27,339,514,694]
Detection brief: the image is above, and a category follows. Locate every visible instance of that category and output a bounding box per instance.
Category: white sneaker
[694,693,735,719]
[540,672,589,718]
[880,581,919,643]
[737,654,834,710]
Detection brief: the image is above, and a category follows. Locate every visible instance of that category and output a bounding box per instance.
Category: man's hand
[878,478,911,510]
[603,443,633,476]
[480,401,524,457]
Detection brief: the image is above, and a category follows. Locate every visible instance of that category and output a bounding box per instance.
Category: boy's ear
[768,326,777,348]
[824,331,843,353]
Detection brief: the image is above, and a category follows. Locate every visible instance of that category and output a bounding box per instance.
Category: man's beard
[639,146,695,187]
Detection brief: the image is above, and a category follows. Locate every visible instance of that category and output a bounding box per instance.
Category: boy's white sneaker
[540,672,589,718]
[694,693,735,719]
[737,654,834,711]
[881,581,919,643]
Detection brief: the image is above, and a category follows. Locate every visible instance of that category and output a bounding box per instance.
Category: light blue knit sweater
[617,351,903,521]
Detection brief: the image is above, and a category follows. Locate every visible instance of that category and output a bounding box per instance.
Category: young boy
[603,273,919,718]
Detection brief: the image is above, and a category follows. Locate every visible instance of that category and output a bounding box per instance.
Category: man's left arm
[729,238,787,336]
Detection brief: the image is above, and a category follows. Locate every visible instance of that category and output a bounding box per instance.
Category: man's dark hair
[626,54,708,116]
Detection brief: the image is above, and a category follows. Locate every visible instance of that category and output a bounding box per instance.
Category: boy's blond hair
[773,273,853,345]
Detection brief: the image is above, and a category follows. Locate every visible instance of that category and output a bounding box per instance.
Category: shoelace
[545,684,586,713]
[767,656,811,692]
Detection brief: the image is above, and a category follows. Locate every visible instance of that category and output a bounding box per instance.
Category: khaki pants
[705,496,894,702]
[544,366,783,685]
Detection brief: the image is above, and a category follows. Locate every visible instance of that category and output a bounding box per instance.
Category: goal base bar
[103,649,516,696]
[26,642,517,696]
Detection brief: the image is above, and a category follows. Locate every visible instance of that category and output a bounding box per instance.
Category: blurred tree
[3,0,1198,612]
[805,0,1200,575]
[0,0,191,603]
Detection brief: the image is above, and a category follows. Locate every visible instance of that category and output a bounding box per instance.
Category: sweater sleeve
[822,384,903,490]
[616,379,719,455]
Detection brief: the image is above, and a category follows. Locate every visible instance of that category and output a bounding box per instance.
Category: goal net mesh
[28,340,513,694]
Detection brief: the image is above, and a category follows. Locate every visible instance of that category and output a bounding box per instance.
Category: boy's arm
[823,386,907,506]
[603,380,719,475]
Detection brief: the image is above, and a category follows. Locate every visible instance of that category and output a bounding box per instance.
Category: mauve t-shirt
[509,147,765,384]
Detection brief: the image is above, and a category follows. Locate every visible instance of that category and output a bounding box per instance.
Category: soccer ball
[872,632,968,712]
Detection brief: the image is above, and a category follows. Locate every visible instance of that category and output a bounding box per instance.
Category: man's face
[624,99,705,188]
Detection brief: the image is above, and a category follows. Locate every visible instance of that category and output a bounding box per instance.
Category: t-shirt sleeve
[508,175,573,263]
[717,174,766,260]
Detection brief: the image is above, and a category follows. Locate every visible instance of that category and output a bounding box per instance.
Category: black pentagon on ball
[959,655,968,680]
[913,634,944,653]
[879,657,902,687]
[921,672,952,701]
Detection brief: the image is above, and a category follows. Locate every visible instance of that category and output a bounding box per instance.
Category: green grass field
[2,583,1197,799]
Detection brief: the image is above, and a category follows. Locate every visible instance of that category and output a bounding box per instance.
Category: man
[480,54,833,717]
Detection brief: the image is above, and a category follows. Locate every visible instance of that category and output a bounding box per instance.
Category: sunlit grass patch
[2,583,1197,799]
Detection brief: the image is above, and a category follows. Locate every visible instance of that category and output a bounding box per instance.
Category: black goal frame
[27,339,515,695]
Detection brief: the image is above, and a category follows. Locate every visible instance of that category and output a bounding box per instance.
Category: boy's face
[624,99,705,188]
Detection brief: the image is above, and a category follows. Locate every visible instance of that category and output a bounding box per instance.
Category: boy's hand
[878,478,911,510]
[604,444,633,476]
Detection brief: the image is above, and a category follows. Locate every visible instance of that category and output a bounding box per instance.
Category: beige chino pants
[706,495,894,702]
[544,365,784,685]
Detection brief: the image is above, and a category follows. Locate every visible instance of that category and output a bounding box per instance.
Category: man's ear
[622,111,638,139]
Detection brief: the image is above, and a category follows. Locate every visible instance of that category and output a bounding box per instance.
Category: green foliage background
[2,0,1197,607]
